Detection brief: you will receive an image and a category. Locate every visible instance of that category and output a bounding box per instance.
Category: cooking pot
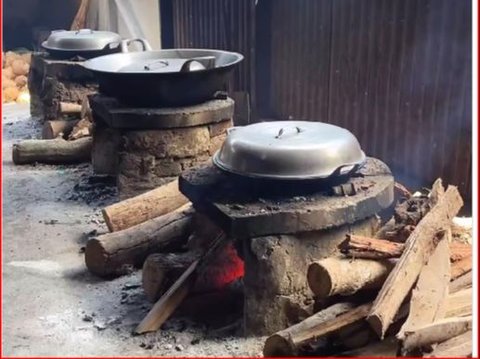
[83,42,243,107]
[42,29,126,59]
[213,121,366,180]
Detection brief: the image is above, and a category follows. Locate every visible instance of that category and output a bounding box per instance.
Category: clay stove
[28,53,98,121]
[89,93,234,199]
[178,157,395,336]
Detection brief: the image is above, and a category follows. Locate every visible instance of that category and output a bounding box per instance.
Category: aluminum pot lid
[213,121,366,180]
[42,29,122,51]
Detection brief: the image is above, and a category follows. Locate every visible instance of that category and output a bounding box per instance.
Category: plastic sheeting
[86,0,161,49]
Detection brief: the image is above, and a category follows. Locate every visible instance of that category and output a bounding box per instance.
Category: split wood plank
[397,238,451,340]
[263,303,370,357]
[402,316,472,352]
[366,185,463,338]
[424,330,472,357]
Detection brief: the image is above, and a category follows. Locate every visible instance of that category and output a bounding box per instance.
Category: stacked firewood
[84,178,243,333]
[2,51,31,104]
[263,179,472,357]
[12,96,93,165]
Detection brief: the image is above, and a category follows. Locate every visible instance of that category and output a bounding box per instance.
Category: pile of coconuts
[2,50,31,104]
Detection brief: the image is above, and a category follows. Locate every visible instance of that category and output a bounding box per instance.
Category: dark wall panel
[171,0,255,94]
[328,0,471,200]
[168,0,472,204]
[266,0,332,120]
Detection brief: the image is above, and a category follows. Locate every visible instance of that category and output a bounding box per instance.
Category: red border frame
[0,0,478,358]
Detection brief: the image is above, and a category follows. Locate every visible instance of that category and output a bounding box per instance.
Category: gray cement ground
[2,103,264,357]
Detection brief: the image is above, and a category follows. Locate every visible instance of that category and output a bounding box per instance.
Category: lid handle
[275,126,303,139]
[143,60,170,71]
[75,28,94,35]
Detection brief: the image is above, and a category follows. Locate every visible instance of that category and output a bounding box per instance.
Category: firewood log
[307,257,395,298]
[339,336,399,357]
[263,302,367,357]
[397,238,450,341]
[68,118,92,140]
[143,227,241,302]
[424,330,472,357]
[142,251,200,302]
[135,231,228,334]
[367,185,463,338]
[340,234,471,262]
[59,101,82,114]
[445,288,472,318]
[42,120,79,139]
[449,242,472,262]
[449,271,472,293]
[102,179,189,232]
[85,205,194,277]
[339,235,404,259]
[401,316,472,352]
[451,256,472,280]
[12,137,92,165]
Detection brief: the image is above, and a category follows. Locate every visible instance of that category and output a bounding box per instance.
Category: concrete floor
[2,103,264,357]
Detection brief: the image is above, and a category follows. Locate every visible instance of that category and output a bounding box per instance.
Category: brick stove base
[28,53,98,121]
[179,157,395,335]
[89,94,234,199]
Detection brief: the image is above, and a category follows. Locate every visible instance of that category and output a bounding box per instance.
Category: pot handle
[180,56,216,72]
[120,38,152,53]
[332,163,360,177]
[226,127,238,135]
[275,126,303,139]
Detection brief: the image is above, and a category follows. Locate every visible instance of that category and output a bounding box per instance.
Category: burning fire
[194,242,244,293]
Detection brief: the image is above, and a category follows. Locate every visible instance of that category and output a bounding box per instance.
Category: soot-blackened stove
[28,53,98,121]
[89,93,234,199]
[179,157,394,336]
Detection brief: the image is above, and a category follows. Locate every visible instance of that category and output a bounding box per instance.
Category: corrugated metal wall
[327,0,472,203]
[171,0,255,95]
[167,0,472,205]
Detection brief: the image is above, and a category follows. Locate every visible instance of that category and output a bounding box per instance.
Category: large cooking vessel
[213,121,366,180]
[83,43,244,107]
[42,29,126,59]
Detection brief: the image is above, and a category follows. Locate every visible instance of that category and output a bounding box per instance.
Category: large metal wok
[83,43,244,107]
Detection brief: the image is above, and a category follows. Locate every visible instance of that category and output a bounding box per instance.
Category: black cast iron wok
[83,41,244,107]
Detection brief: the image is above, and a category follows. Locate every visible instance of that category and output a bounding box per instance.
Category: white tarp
[87,0,161,49]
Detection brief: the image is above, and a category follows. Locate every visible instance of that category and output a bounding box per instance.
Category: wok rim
[83,48,244,75]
